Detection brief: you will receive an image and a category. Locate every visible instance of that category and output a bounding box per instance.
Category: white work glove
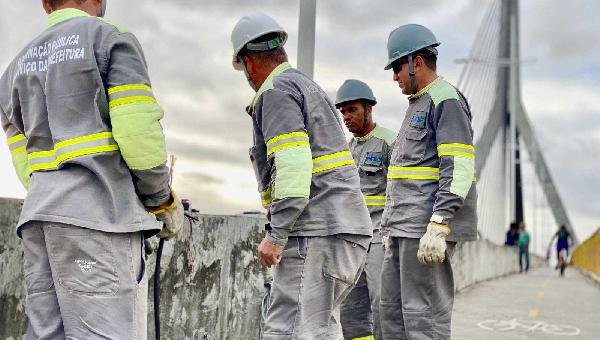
[382,230,391,251]
[417,222,451,265]
[150,192,184,240]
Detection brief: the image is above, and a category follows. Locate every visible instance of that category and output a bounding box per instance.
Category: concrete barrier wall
[0,197,542,339]
[452,237,544,292]
[0,198,28,340]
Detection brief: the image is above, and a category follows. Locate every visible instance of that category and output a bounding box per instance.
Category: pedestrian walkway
[452,266,600,339]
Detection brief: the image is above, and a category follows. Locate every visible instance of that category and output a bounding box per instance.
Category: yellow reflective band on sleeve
[27,132,119,172]
[312,150,354,174]
[364,195,386,206]
[266,131,310,156]
[109,96,157,109]
[261,186,272,208]
[388,166,440,180]
[7,133,27,155]
[438,143,475,159]
[352,336,375,340]
[10,146,26,156]
[7,133,26,145]
[108,84,152,95]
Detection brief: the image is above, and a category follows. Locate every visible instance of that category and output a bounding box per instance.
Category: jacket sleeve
[1,100,30,190]
[256,88,312,246]
[431,97,475,225]
[104,31,170,207]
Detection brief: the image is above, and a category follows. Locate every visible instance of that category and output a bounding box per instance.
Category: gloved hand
[417,222,451,265]
[382,230,391,251]
[150,192,184,240]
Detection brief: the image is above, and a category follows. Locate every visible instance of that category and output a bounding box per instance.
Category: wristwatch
[430,214,448,225]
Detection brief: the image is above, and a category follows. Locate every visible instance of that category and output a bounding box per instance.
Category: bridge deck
[452,266,600,339]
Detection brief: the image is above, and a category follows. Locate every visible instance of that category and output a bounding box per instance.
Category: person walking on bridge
[379,24,478,339]
[518,222,531,272]
[231,13,372,339]
[0,0,183,338]
[336,79,396,340]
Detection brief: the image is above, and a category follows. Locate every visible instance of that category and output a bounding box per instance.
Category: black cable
[154,238,165,340]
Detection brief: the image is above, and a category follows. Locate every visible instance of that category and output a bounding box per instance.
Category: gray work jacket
[382,77,478,242]
[0,9,169,235]
[349,124,396,242]
[248,63,372,247]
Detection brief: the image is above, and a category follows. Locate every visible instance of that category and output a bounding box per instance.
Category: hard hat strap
[246,38,281,52]
[408,53,417,94]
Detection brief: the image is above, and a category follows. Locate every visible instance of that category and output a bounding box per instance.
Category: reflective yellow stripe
[266,131,310,156]
[267,131,309,146]
[388,166,440,180]
[438,143,475,159]
[438,150,474,158]
[261,187,272,207]
[108,84,152,95]
[364,195,386,206]
[28,132,113,159]
[438,143,474,151]
[29,145,119,171]
[109,96,157,109]
[352,336,375,340]
[388,166,477,182]
[7,133,26,145]
[10,146,26,156]
[268,141,310,156]
[312,150,354,174]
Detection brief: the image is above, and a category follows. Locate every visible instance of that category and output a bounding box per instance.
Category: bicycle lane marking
[477,318,581,336]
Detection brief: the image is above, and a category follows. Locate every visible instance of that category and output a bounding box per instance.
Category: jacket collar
[48,8,90,28]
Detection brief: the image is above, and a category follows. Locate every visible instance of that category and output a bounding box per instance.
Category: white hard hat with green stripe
[231,12,288,71]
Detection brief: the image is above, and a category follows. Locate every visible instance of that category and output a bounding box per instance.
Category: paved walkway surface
[452,266,600,339]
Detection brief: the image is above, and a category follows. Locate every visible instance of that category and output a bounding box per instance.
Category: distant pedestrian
[505,221,519,246]
[518,222,530,272]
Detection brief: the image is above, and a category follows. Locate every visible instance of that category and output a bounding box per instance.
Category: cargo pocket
[400,128,428,164]
[323,236,364,306]
[46,226,119,295]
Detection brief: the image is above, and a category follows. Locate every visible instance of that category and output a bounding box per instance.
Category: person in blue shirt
[518,222,530,272]
[547,225,572,272]
[505,222,519,246]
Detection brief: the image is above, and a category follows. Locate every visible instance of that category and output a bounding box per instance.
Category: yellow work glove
[417,222,451,265]
[150,192,184,240]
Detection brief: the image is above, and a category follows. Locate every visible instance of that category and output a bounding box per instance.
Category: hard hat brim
[335,97,377,108]
[232,58,244,71]
[383,42,440,70]
[232,31,288,70]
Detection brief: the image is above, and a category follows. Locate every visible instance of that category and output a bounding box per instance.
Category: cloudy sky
[1,0,598,241]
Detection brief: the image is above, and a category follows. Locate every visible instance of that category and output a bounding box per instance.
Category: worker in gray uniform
[231,13,373,339]
[0,1,183,338]
[336,79,396,340]
[379,24,478,339]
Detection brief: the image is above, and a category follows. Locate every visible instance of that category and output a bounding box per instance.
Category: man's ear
[42,0,53,14]
[413,55,424,71]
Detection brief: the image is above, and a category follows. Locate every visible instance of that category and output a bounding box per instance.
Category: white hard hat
[231,12,288,71]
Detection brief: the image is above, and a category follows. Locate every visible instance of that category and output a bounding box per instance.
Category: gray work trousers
[380,237,455,340]
[263,235,368,340]
[340,242,384,339]
[21,221,147,340]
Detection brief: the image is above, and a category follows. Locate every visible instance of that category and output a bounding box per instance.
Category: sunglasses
[392,60,407,74]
